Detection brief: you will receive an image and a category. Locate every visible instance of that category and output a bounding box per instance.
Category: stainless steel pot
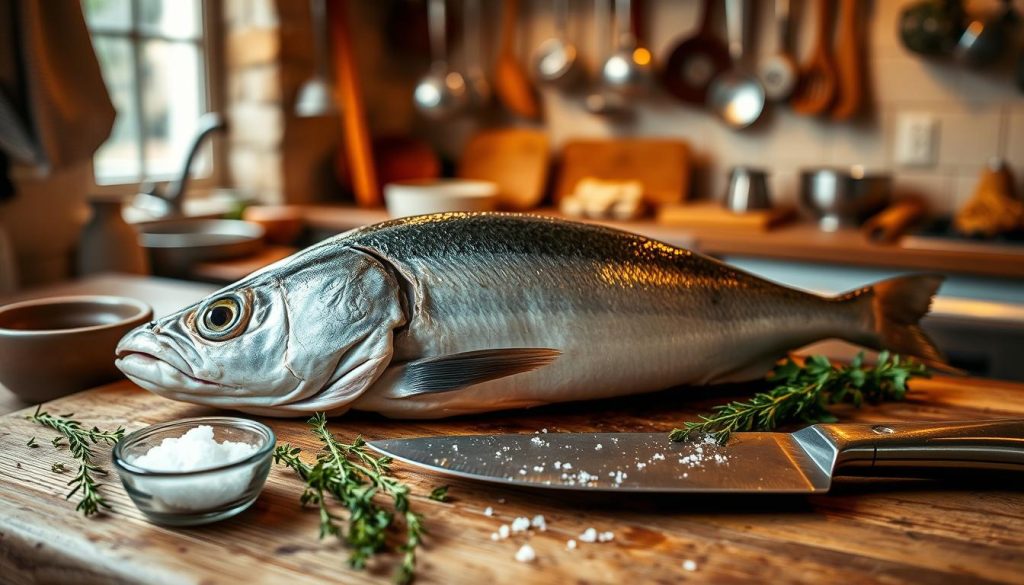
[800,167,891,231]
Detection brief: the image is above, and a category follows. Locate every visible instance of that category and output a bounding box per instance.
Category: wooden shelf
[301,205,1024,279]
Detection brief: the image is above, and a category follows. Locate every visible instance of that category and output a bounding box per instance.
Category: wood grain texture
[1,375,1023,584]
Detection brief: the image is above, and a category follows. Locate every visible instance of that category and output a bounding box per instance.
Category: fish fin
[391,348,561,399]
[838,274,954,372]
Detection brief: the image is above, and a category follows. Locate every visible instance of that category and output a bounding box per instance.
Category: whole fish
[115,213,945,418]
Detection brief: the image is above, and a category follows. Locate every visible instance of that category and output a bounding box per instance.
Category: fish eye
[197,293,250,340]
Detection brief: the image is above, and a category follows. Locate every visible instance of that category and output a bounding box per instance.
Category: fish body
[115,213,943,418]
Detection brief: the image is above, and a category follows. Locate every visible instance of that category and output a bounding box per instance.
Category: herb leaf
[670,352,928,444]
[428,485,449,502]
[274,413,426,584]
[27,407,125,516]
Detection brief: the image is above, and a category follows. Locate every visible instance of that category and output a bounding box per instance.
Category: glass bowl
[112,417,275,526]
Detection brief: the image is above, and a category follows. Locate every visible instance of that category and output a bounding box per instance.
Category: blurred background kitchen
[0,0,1022,408]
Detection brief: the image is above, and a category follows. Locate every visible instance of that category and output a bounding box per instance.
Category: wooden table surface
[1,374,1022,585]
[301,205,1024,279]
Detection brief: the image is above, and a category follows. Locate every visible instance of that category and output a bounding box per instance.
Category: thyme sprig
[274,413,425,584]
[27,407,125,515]
[671,351,929,444]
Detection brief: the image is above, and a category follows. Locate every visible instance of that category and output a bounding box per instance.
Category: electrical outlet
[895,113,938,167]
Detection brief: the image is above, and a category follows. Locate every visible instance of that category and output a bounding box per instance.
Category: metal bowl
[0,295,153,401]
[138,219,265,278]
[800,168,891,232]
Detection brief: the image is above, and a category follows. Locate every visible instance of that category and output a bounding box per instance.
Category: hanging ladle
[413,0,467,118]
[707,0,765,129]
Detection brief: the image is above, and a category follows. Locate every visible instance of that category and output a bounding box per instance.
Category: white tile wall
[494,0,1024,212]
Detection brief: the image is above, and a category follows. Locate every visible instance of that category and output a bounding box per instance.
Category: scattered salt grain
[531,515,547,531]
[598,531,615,542]
[511,516,531,533]
[595,443,603,450]
[452,444,458,452]
[498,524,510,539]
[484,506,494,517]
[541,428,548,433]
[490,532,499,541]
[530,436,545,446]
[566,539,577,550]
[562,463,572,470]
[682,559,698,572]
[652,452,665,461]
[579,527,598,543]
[518,469,527,475]
[554,461,562,469]
[515,544,536,563]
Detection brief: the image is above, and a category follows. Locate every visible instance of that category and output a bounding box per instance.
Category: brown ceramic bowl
[0,295,153,402]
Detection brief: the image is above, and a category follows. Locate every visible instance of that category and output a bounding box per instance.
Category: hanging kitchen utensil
[758,0,798,101]
[414,0,468,118]
[531,0,581,88]
[707,0,765,129]
[463,0,491,108]
[662,0,730,105]
[832,0,865,120]
[295,0,336,116]
[898,0,963,57]
[953,0,1017,68]
[494,0,541,119]
[601,0,654,96]
[329,0,380,207]
[791,0,837,116]
[585,0,630,117]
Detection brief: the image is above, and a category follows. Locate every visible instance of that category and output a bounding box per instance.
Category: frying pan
[661,0,730,105]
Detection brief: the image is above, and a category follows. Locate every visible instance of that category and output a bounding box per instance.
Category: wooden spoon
[494,0,541,119]
[832,0,864,120]
[791,0,837,116]
[329,0,380,207]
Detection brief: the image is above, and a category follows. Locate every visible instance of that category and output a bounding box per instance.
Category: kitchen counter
[301,205,1024,279]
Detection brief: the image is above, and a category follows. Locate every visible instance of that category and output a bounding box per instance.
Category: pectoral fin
[389,348,561,399]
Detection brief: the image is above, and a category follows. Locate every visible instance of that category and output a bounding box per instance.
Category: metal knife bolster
[795,420,1024,475]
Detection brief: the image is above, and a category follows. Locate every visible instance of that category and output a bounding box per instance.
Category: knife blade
[368,420,1024,493]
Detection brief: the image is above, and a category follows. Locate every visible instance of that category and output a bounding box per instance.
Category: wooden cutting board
[555,139,692,206]
[658,203,797,231]
[1,374,1023,584]
[458,129,551,211]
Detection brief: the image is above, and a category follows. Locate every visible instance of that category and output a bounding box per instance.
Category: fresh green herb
[51,436,64,448]
[671,351,928,444]
[274,413,425,584]
[51,462,67,473]
[26,436,38,448]
[428,485,449,502]
[27,407,126,516]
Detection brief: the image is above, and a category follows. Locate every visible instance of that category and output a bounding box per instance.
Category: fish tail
[835,274,950,370]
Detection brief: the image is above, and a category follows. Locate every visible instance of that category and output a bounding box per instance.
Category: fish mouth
[115,350,228,393]
[115,330,228,393]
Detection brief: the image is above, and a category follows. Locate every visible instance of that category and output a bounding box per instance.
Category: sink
[138,219,265,278]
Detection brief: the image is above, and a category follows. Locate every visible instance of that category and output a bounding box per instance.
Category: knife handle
[811,419,1024,474]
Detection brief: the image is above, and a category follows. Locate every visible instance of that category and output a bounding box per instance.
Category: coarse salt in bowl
[112,417,275,526]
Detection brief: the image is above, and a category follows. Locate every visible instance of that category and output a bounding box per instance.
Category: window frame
[86,0,225,197]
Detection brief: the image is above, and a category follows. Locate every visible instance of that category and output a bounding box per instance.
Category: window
[82,0,220,187]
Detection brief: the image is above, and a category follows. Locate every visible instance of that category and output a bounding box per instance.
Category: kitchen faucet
[134,112,228,217]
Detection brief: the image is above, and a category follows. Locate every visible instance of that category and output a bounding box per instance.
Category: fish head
[114,248,406,414]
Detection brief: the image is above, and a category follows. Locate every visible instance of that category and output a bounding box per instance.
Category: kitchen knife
[368,420,1024,493]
